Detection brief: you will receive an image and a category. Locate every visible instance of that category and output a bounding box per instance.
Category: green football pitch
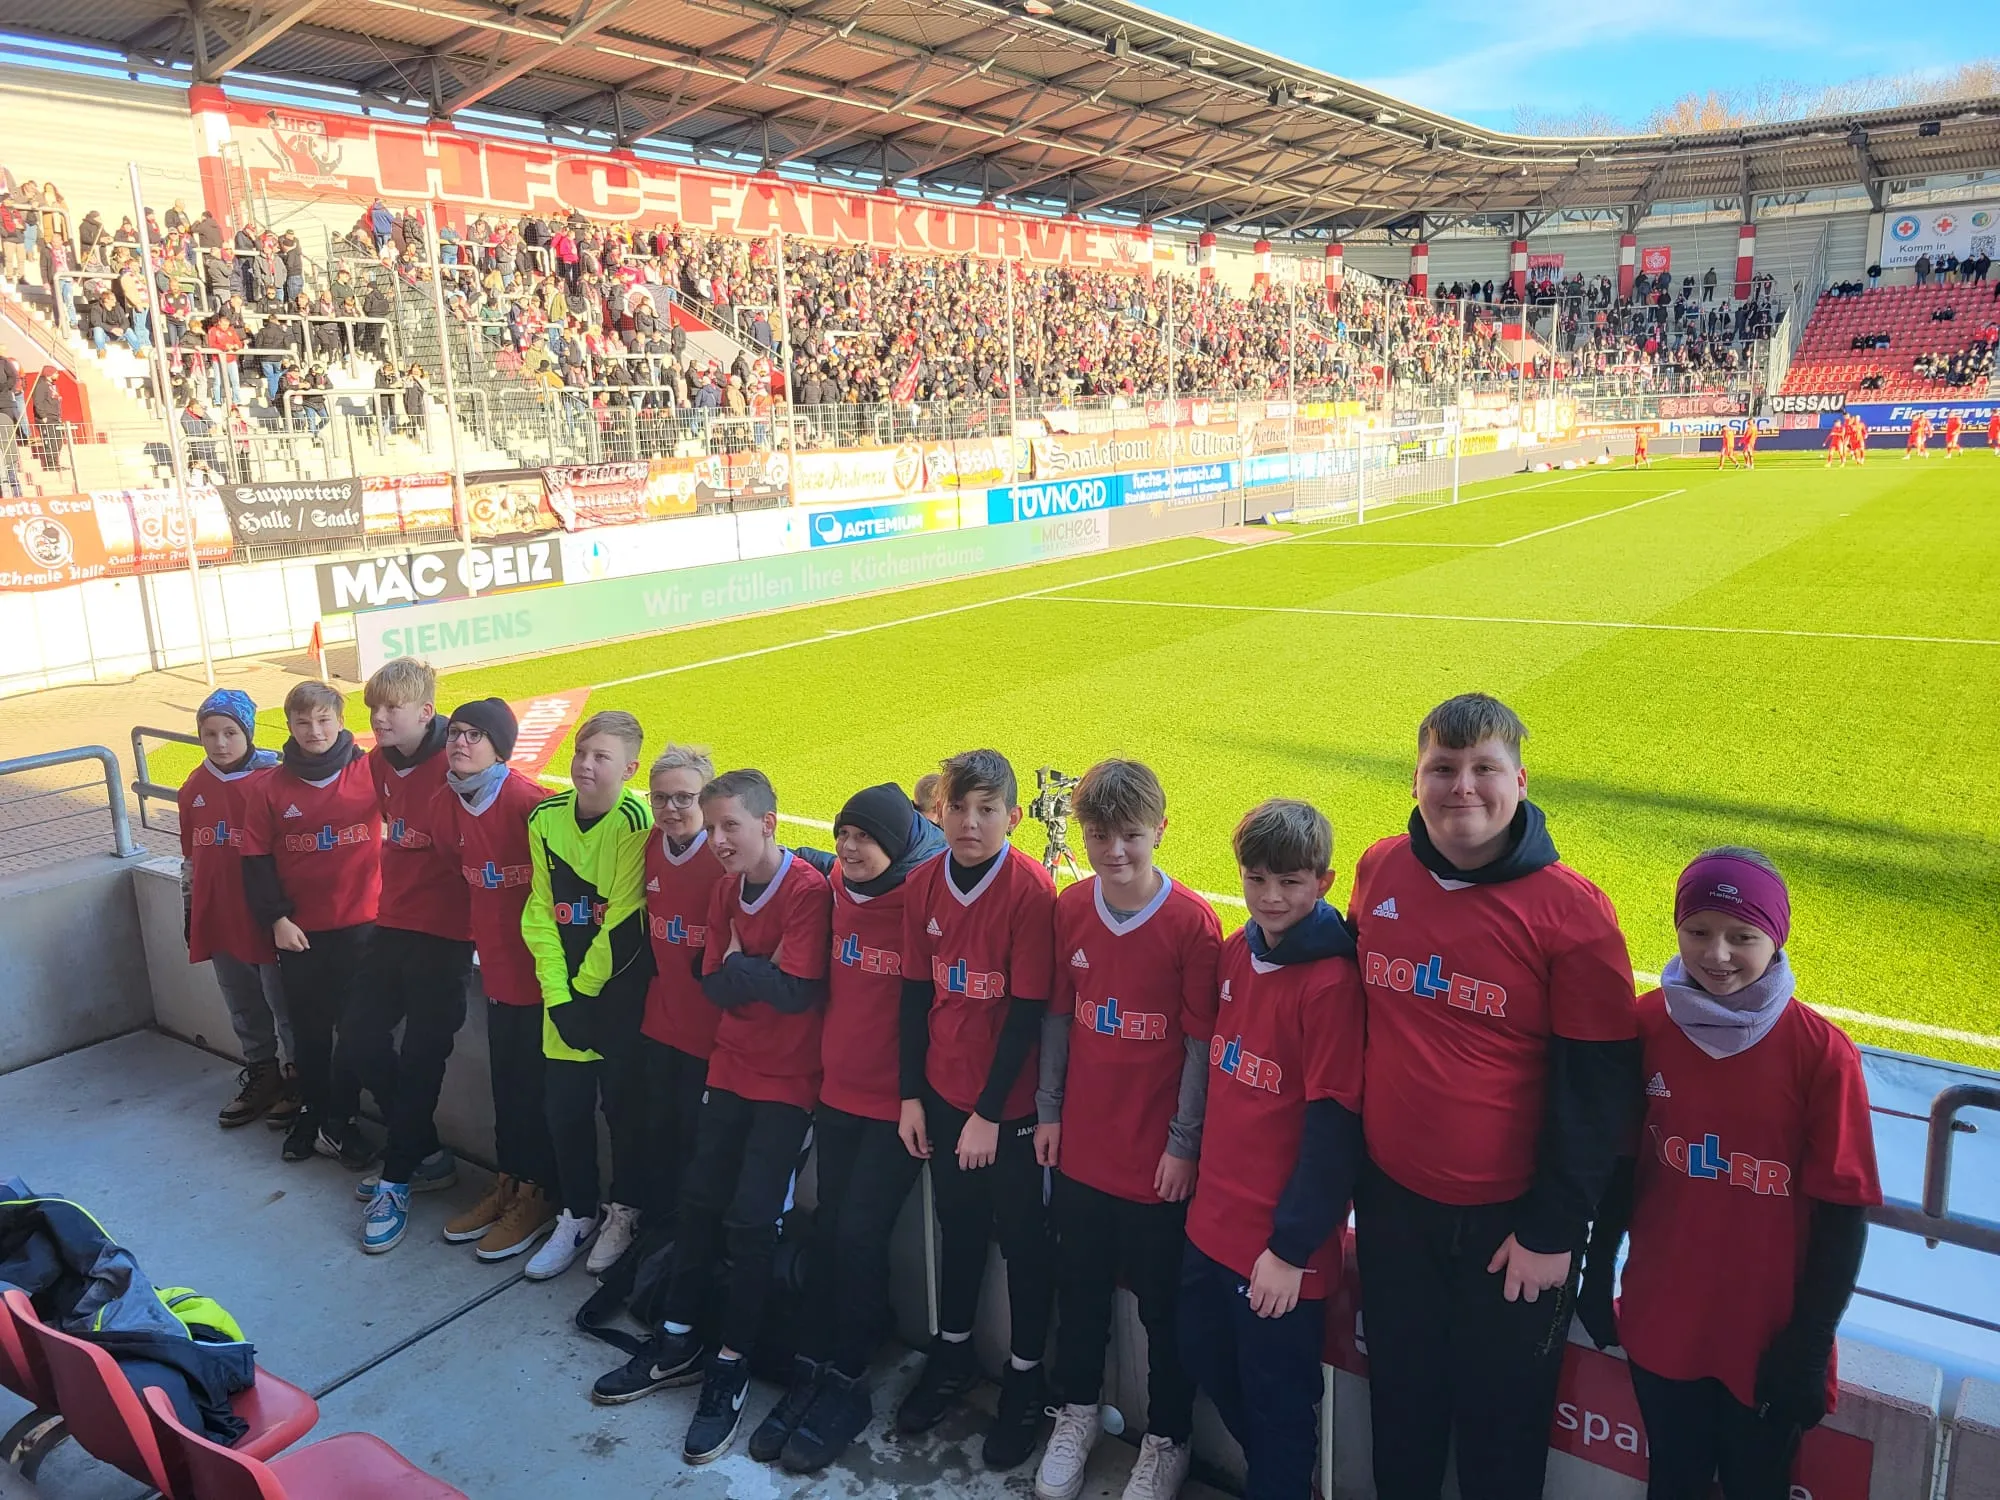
[227,452,2000,1064]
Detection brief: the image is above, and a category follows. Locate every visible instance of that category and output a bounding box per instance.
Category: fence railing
[0,746,141,860]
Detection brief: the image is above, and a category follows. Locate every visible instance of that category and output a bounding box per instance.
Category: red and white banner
[1527,253,1565,273]
[509,690,591,777]
[1639,245,1672,276]
[192,88,1152,271]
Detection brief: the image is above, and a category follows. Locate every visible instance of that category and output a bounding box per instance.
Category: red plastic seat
[0,1287,55,1410]
[143,1386,468,1500]
[4,1288,319,1494]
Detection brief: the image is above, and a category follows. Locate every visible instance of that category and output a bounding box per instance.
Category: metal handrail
[0,746,140,859]
[1868,1083,2000,1255]
[130,725,201,835]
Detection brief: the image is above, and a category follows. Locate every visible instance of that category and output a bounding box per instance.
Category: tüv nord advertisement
[985,463,1239,524]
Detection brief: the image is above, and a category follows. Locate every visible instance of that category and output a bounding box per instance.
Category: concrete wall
[1949,1377,2000,1500]
[0,852,152,1074]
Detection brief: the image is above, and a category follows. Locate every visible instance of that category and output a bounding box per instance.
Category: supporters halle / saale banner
[1,488,233,591]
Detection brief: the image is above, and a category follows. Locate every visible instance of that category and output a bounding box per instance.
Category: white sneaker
[586,1201,639,1276]
[524,1210,596,1281]
[1120,1432,1190,1500]
[1034,1403,1101,1500]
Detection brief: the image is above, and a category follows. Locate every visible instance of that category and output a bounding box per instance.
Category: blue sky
[1138,0,1984,130]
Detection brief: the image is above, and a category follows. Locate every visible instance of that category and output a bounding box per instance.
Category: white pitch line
[1039,596,2000,648]
[1491,488,1686,547]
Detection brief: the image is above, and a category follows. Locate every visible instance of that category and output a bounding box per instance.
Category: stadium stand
[1782,283,2000,400]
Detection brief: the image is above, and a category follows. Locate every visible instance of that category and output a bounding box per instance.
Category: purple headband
[1674,854,1790,949]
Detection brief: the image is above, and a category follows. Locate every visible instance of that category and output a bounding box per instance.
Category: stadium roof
[8,0,2000,237]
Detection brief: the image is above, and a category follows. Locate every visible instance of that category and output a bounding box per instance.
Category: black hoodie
[1250,902,1370,1271]
[1400,800,1641,1254]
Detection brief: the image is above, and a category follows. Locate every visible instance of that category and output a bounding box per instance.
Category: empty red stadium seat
[142,1386,468,1500]
[0,1287,54,1410]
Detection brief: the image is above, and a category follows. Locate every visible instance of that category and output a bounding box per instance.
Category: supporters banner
[1639,245,1672,275]
[1526,253,1564,272]
[362,473,455,536]
[356,514,1111,674]
[1657,393,1748,419]
[1024,424,1247,482]
[198,88,1152,271]
[791,443,926,506]
[316,538,565,612]
[219,478,364,547]
[1767,392,1846,416]
[464,469,560,540]
[1878,201,1999,269]
[924,436,1010,489]
[1,488,230,591]
[508,690,590,777]
[543,461,650,530]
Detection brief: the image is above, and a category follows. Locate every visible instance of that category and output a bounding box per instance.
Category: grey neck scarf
[1661,951,1795,1059]
[448,760,510,815]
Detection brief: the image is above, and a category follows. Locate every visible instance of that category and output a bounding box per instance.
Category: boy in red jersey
[1631,429,1649,466]
[427,699,560,1262]
[1347,693,1638,1500]
[1579,849,1879,1499]
[753,783,944,1473]
[1739,421,1758,469]
[1846,413,1867,464]
[1944,410,1963,455]
[239,681,381,1166]
[633,745,726,1249]
[1823,422,1846,468]
[1716,423,1738,469]
[894,749,1059,1469]
[180,688,296,1130]
[1034,761,1221,1500]
[340,659,475,1251]
[593,769,831,1469]
[1904,412,1927,458]
[1180,799,1365,1500]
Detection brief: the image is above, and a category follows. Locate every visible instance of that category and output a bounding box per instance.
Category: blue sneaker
[362,1183,410,1254]
[355,1148,458,1200]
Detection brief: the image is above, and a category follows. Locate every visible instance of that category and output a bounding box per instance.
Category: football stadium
[0,3,1996,1499]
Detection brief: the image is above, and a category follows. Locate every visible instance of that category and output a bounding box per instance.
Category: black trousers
[544,1050,643,1219]
[1052,1173,1195,1442]
[662,1086,813,1357]
[1354,1162,1577,1500]
[1629,1362,1800,1500]
[924,1088,1053,1363]
[487,1001,556,1192]
[797,1104,923,1377]
[1178,1244,1324,1500]
[638,1038,708,1228]
[275,924,373,1125]
[332,927,473,1181]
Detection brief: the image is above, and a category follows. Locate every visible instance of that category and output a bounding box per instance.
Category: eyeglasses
[445,726,487,744]
[652,791,700,810]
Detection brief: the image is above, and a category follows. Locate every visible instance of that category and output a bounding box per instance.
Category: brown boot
[444,1174,516,1244]
[264,1064,303,1130]
[477,1180,557,1262]
[219,1060,284,1128]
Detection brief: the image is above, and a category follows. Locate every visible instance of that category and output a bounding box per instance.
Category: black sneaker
[748,1356,823,1463]
[782,1365,872,1473]
[313,1118,377,1171]
[982,1361,1047,1470]
[281,1110,319,1163]
[590,1329,707,1405]
[895,1335,978,1434]
[683,1354,751,1465]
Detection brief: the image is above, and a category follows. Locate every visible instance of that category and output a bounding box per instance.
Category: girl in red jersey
[1579,849,1880,1500]
[752,783,943,1472]
[239,681,381,1165]
[428,699,560,1261]
[180,688,296,1130]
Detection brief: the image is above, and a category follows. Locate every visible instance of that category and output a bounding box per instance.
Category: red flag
[891,353,921,403]
[307,621,327,682]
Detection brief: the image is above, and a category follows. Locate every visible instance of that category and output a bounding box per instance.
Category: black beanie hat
[838,782,915,862]
[448,698,518,761]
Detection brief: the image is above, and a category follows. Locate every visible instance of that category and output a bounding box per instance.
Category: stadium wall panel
[0,65,205,225]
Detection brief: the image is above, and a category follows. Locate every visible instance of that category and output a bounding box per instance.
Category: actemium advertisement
[1877,201,1999,268]
[806,498,959,548]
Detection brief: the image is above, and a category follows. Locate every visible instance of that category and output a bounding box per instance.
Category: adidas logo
[1372,897,1399,919]
[645,876,660,893]
[1646,1072,1672,1099]
[192,794,206,808]
[1070,949,1090,969]
[927,918,943,936]
[282,804,303,818]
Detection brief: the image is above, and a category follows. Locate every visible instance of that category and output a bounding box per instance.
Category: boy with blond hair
[1035,760,1221,1500]
[521,710,655,1280]
[238,680,380,1165]
[340,657,476,1254]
